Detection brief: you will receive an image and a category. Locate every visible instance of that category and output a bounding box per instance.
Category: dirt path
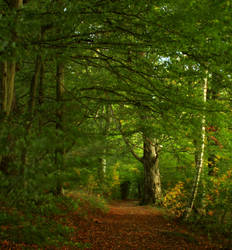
[74,200,220,250]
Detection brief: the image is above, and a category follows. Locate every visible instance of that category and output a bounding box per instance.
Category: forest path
[74,200,219,250]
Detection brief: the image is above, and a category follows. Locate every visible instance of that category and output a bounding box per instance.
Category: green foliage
[202,170,232,232]
[0,194,80,247]
[1,0,232,247]
[67,190,108,214]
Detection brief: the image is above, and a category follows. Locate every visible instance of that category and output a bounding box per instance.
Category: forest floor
[73,200,224,250]
[1,200,229,249]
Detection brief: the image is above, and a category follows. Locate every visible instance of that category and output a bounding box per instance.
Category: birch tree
[185,72,208,218]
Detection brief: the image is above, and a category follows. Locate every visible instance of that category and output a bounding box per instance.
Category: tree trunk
[185,73,208,218]
[207,74,220,176]
[142,136,162,205]
[0,0,23,174]
[54,62,65,195]
[0,62,16,116]
[28,56,42,114]
[98,155,106,183]
[0,0,23,116]
[137,182,142,199]
[19,55,43,184]
[38,61,44,106]
[10,0,23,8]
[0,62,7,114]
[97,104,110,183]
[0,62,16,173]
[120,181,130,200]
[114,110,162,205]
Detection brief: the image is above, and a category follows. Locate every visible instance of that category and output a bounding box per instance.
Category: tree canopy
[0,0,232,248]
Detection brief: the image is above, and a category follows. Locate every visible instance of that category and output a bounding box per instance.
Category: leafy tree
[1,0,232,247]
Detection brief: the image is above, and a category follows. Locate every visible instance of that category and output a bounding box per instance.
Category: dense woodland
[1,0,232,248]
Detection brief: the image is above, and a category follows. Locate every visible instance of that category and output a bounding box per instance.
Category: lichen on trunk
[142,136,162,205]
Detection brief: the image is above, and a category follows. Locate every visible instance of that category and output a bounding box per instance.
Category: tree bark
[0,0,23,174]
[98,154,106,182]
[116,113,162,205]
[28,56,42,114]
[54,62,65,195]
[207,73,221,176]
[38,61,44,106]
[97,104,111,183]
[0,62,16,173]
[10,0,23,8]
[0,62,16,116]
[142,136,162,205]
[0,62,8,114]
[0,0,23,116]
[185,73,208,218]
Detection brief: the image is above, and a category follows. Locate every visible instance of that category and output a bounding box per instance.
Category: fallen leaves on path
[72,200,221,250]
[0,200,225,249]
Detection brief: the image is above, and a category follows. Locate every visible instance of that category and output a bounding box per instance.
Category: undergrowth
[0,190,108,248]
[185,212,232,248]
[66,190,109,216]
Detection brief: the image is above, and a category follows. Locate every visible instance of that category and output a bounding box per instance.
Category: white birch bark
[185,73,208,218]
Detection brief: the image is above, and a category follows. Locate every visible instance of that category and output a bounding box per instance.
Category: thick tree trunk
[142,136,162,205]
[115,111,162,205]
[185,74,208,218]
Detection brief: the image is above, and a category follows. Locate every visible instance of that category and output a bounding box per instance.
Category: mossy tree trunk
[117,115,162,205]
[142,136,162,205]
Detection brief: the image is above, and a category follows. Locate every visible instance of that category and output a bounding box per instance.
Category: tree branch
[112,109,143,163]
